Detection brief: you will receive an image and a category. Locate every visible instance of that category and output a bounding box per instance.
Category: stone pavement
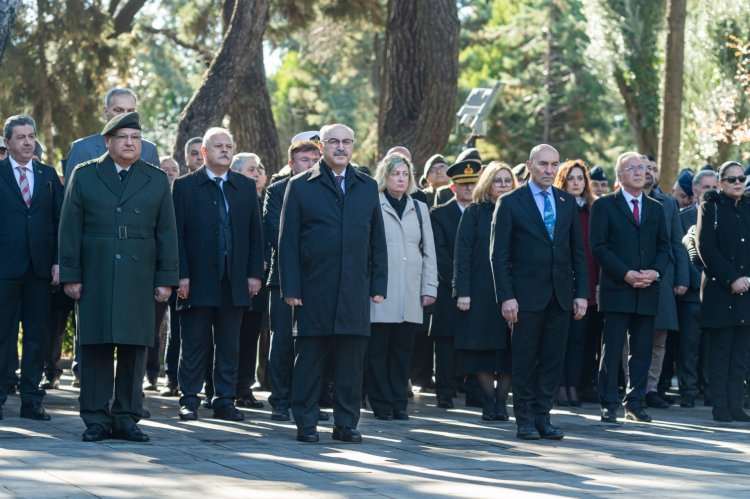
[2,379,750,498]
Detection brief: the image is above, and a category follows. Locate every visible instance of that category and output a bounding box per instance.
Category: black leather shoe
[82,424,110,442]
[40,378,60,390]
[536,422,564,440]
[271,406,290,421]
[179,406,198,421]
[332,426,363,443]
[516,425,540,440]
[713,408,732,422]
[20,403,51,421]
[213,404,245,421]
[236,393,264,409]
[112,424,150,442]
[143,379,158,391]
[645,392,669,409]
[569,400,583,408]
[729,409,750,422]
[601,407,618,423]
[393,410,409,421]
[437,397,454,409]
[660,392,676,404]
[482,400,496,421]
[374,411,394,420]
[159,385,179,397]
[201,398,213,409]
[296,431,319,443]
[495,402,509,421]
[141,408,151,419]
[625,407,652,422]
[680,397,695,408]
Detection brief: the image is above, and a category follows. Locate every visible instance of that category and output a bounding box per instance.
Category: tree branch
[110,0,147,37]
[141,26,215,63]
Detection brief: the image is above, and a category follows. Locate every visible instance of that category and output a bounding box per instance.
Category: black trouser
[410,311,434,388]
[43,287,75,382]
[658,331,679,394]
[79,343,146,431]
[581,308,604,389]
[366,322,415,415]
[146,299,169,382]
[677,301,702,399]
[0,268,50,406]
[292,334,367,433]
[561,313,588,386]
[434,336,457,399]
[708,326,750,412]
[511,296,569,427]
[178,276,243,410]
[268,289,294,409]
[236,309,263,396]
[599,312,654,410]
[162,293,180,387]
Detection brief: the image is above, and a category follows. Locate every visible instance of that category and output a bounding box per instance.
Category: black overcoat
[696,191,750,328]
[589,190,672,316]
[453,201,505,350]
[428,198,462,337]
[279,160,387,337]
[172,166,264,308]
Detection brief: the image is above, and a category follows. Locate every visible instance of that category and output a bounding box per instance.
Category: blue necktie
[542,191,555,240]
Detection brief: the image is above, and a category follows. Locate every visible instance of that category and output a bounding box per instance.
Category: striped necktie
[541,190,555,240]
[17,166,31,207]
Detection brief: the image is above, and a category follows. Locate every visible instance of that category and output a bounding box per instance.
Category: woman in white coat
[367,153,438,420]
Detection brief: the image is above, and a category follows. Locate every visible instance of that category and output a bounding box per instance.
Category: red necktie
[17,167,31,207]
[632,199,640,226]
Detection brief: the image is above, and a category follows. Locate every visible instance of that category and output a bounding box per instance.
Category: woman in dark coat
[454,161,517,421]
[552,159,597,407]
[696,161,750,422]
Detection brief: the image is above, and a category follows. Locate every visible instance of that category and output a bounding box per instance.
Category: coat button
[134,208,141,214]
[742,238,745,242]
[115,254,121,260]
[116,207,122,213]
[132,255,138,261]
[729,305,733,309]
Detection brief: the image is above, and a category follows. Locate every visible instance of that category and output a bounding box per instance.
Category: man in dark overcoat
[59,112,178,442]
[279,123,387,443]
[590,152,672,424]
[491,144,589,440]
[0,114,63,421]
[172,127,264,422]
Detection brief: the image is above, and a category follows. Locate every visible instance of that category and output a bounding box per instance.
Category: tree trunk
[377,0,459,175]
[36,0,54,159]
[171,0,271,164]
[657,0,686,190]
[0,0,20,68]
[229,47,282,174]
[614,71,659,157]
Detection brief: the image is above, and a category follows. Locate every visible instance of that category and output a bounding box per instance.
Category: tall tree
[377,0,459,172]
[171,0,271,165]
[0,0,19,67]
[657,0,686,188]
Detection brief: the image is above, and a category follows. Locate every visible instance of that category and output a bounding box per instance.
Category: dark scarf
[384,190,408,219]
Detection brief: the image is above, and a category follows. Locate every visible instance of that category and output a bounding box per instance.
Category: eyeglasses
[722,175,747,184]
[492,178,514,186]
[323,138,354,148]
[113,133,142,142]
[431,164,449,171]
[623,164,646,173]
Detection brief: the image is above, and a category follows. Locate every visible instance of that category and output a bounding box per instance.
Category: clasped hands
[63,283,172,303]
[624,270,658,289]
[730,276,750,295]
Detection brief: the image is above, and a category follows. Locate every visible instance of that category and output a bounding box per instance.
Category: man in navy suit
[491,144,589,440]
[0,114,63,421]
[64,88,159,184]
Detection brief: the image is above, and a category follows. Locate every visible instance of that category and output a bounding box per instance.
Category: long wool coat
[58,155,178,346]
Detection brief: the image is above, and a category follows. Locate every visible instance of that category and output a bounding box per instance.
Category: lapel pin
[559,196,565,202]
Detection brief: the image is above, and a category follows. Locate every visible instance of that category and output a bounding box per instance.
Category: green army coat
[58,154,178,346]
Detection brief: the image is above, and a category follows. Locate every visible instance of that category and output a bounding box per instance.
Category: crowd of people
[2,86,750,445]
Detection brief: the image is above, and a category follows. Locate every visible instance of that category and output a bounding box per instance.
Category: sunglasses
[721,175,747,184]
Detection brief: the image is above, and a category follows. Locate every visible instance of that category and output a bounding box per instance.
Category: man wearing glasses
[279,124,387,443]
[590,152,672,424]
[59,112,178,442]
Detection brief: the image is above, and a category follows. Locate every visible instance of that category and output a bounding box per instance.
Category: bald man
[490,144,589,440]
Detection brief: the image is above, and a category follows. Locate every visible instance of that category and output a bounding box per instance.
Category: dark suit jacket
[64,133,159,185]
[172,166,264,309]
[428,198,462,337]
[491,183,589,312]
[0,159,63,280]
[264,176,289,288]
[279,160,387,337]
[58,156,178,345]
[589,190,672,316]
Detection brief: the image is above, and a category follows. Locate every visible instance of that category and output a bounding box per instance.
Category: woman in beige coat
[367,153,438,420]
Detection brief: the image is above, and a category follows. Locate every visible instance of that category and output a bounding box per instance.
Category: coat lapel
[97,155,126,199]
[614,190,639,228]
[519,184,551,238]
[551,186,568,238]
[308,162,341,198]
[29,160,46,206]
[0,159,27,206]
[120,162,150,204]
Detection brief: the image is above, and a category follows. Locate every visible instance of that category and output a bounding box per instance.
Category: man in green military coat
[59,112,178,442]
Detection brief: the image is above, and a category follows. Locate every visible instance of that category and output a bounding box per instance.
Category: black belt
[83,226,154,239]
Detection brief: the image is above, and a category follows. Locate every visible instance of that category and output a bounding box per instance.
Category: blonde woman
[454,161,517,421]
[368,153,438,420]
